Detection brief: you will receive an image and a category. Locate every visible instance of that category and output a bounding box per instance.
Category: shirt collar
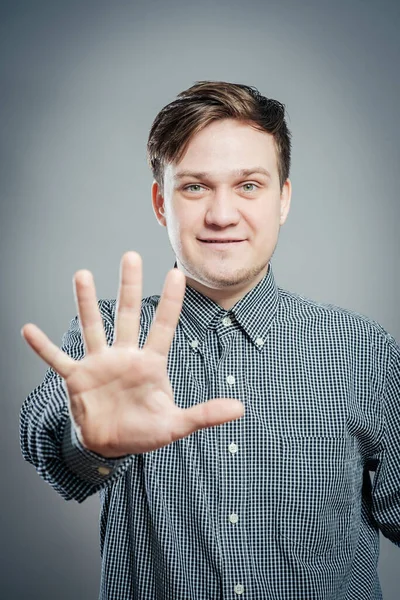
[176,261,279,351]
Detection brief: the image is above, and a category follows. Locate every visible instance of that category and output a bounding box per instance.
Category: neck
[179,263,270,310]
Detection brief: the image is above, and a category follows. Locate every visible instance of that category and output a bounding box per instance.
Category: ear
[151,181,167,227]
[279,178,292,226]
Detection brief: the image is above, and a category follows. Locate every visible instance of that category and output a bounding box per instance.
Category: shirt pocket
[275,436,360,559]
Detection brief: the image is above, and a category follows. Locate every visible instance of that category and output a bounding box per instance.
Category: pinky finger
[21,323,76,379]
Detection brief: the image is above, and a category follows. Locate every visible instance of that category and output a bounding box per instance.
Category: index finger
[73,270,107,354]
[21,323,76,379]
[144,268,186,356]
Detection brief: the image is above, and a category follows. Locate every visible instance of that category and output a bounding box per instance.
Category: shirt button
[255,337,264,347]
[229,513,239,524]
[97,466,111,476]
[228,443,238,453]
[234,584,244,595]
[222,316,232,326]
[226,375,235,385]
[190,339,199,348]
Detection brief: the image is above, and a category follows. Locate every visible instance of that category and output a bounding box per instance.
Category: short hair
[146,80,292,195]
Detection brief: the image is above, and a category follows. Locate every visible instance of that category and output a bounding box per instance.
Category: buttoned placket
[187,312,267,597]
[220,313,247,597]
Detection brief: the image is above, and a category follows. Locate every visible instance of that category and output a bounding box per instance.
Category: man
[20,81,400,599]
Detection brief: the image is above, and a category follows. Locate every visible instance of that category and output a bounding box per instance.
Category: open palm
[21,252,244,457]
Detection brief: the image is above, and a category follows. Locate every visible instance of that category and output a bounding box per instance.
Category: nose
[204,189,241,227]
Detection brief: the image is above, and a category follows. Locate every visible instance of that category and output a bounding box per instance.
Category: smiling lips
[199,239,246,249]
[200,239,245,243]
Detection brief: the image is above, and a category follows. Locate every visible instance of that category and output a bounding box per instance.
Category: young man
[20,81,400,599]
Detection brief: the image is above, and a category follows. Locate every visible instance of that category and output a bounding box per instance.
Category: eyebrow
[173,167,272,181]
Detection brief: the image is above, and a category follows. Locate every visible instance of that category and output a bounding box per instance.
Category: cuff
[61,417,130,485]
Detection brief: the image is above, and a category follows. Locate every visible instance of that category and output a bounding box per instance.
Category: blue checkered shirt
[20,263,400,599]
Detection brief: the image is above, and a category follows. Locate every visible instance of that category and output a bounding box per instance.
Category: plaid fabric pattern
[20,263,400,599]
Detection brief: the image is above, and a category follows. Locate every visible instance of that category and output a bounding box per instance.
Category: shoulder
[277,287,396,349]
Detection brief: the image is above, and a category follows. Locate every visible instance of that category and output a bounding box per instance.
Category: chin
[193,262,261,288]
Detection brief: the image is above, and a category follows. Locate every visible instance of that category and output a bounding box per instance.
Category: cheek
[167,211,195,242]
[176,207,201,233]
[251,213,281,242]
[249,204,276,225]
[257,200,281,223]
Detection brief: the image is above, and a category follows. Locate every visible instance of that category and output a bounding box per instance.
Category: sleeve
[370,332,400,547]
[19,299,133,504]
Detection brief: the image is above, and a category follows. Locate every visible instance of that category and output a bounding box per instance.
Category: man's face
[152,118,291,306]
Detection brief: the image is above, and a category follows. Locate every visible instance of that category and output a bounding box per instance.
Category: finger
[21,323,75,379]
[113,251,142,347]
[73,270,107,354]
[172,398,245,441]
[144,268,186,356]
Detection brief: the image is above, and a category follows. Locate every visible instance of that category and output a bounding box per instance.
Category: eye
[184,184,205,192]
[241,183,259,192]
[182,182,260,193]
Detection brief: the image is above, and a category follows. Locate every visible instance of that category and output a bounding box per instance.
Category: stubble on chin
[187,258,269,289]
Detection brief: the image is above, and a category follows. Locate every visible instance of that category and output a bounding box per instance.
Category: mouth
[198,239,246,249]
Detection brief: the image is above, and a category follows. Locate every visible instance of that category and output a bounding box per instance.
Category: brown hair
[146,80,292,195]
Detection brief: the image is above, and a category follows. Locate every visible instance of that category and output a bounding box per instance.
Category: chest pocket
[275,436,361,558]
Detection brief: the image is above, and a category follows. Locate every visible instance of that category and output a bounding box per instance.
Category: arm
[20,253,243,504]
[370,332,400,547]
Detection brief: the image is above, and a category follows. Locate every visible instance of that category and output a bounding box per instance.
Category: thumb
[171,398,245,441]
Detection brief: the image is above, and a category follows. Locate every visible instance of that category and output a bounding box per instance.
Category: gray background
[1,0,399,597]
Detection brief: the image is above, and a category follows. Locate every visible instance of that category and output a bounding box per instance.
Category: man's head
[147,81,292,308]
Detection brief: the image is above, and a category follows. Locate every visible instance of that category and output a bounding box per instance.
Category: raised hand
[21,252,244,457]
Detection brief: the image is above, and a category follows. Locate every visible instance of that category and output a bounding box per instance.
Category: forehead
[165,119,278,181]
